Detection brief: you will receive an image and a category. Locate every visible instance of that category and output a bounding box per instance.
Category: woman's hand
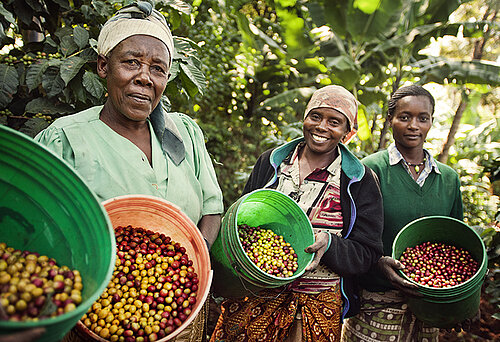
[377,256,422,297]
[304,232,329,272]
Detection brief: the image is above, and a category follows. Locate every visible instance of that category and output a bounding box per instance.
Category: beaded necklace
[404,157,426,173]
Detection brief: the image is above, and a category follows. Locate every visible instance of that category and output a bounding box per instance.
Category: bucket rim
[391,215,487,292]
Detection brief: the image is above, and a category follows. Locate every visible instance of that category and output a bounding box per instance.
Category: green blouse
[34,106,223,224]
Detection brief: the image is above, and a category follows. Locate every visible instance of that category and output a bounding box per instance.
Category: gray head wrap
[97,1,174,66]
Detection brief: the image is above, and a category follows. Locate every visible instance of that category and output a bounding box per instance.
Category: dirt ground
[439,289,500,342]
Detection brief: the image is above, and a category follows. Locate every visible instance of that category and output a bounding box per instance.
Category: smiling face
[303,107,350,156]
[389,95,433,152]
[97,35,170,123]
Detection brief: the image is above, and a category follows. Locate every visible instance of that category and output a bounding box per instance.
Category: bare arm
[197,214,221,249]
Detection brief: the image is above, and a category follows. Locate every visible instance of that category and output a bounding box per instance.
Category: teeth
[312,134,327,142]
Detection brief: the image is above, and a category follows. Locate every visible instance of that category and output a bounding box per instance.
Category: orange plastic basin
[76,194,212,341]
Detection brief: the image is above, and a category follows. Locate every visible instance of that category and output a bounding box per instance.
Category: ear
[387,114,393,128]
[96,54,109,79]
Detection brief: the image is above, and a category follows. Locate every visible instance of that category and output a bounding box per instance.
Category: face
[303,107,350,155]
[389,95,433,151]
[97,35,170,122]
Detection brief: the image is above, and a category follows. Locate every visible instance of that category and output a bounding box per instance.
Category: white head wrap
[97,1,174,66]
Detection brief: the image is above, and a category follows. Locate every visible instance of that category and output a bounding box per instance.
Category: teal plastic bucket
[0,125,116,341]
[212,189,315,298]
[392,216,487,328]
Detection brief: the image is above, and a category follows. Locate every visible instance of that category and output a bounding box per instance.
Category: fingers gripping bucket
[0,125,116,340]
[211,189,315,298]
[391,216,487,328]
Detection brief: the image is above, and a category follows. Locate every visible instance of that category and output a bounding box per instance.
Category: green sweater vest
[359,150,463,292]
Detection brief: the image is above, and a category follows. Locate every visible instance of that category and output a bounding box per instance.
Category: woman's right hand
[304,232,329,272]
[377,256,422,297]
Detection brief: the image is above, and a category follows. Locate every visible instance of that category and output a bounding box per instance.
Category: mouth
[311,133,328,143]
[128,93,151,103]
[404,134,421,140]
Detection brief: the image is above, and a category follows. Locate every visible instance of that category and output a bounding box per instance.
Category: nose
[317,119,328,131]
[408,117,418,130]
[134,64,153,87]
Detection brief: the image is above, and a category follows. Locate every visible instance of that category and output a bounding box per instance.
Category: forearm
[197,214,221,248]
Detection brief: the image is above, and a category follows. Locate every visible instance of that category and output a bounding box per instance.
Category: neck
[100,102,149,136]
[395,144,425,165]
[301,145,338,170]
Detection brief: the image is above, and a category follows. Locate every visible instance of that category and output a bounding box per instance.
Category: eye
[420,116,430,122]
[309,113,321,121]
[328,119,340,126]
[124,59,140,68]
[398,114,409,121]
[151,65,166,74]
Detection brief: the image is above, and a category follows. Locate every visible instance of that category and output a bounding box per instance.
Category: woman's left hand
[304,232,329,271]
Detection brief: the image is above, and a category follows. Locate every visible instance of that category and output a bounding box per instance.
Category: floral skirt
[210,284,343,342]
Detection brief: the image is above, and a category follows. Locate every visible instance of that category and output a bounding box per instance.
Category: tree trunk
[437,7,495,162]
[437,96,467,163]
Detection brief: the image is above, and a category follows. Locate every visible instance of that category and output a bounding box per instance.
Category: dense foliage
[0,0,498,225]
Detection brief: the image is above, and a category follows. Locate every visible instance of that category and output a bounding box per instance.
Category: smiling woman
[210,85,384,342]
[33,2,223,342]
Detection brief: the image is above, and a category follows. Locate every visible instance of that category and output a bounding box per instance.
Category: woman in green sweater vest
[341,85,465,342]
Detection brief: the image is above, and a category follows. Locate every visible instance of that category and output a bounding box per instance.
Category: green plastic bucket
[212,189,315,298]
[392,216,487,328]
[0,125,116,341]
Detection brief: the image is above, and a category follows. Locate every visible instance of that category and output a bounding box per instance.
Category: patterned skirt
[210,284,343,342]
[341,290,439,342]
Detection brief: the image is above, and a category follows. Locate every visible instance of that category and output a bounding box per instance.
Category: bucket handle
[232,263,288,299]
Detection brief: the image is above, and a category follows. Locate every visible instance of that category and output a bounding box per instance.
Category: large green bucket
[0,125,116,341]
[392,216,487,328]
[212,189,315,298]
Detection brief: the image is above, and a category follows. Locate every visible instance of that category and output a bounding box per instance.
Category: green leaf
[164,0,192,16]
[42,67,65,98]
[261,87,316,108]
[25,98,74,115]
[82,71,105,99]
[26,60,50,92]
[19,118,50,138]
[325,55,356,72]
[60,35,79,57]
[73,26,89,50]
[60,56,87,85]
[353,0,379,14]
[347,0,402,40]
[180,60,206,96]
[356,105,371,141]
[412,58,500,86]
[0,64,19,108]
[0,3,16,28]
[493,312,500,320]
[51,0,71,10]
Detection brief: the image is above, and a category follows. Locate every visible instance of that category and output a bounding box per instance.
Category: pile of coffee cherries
[238,224,298,278]
[399,241,479,288]
[81,226,199,342]
[0,242,83,321]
